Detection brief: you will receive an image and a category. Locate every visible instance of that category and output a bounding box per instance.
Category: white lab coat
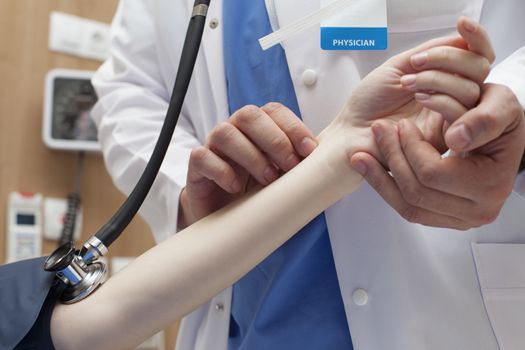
[91,0,525,349]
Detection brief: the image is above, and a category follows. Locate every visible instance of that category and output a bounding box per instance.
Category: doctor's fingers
[350,152,474,230]
[445,83,525,152]
[260,102,318,157]
[396,119,510,223]
[206,122,280,186]
[229,104,314,171]
[457,16,496,64]
[400,70,480,108]
[372,120,497,225]
[409,46,491,84]
[187,146,243,194]
[350,122,500,228]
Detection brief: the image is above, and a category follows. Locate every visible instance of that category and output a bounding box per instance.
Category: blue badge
[321,0,388,50]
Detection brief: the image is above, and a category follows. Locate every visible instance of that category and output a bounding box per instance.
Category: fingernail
[462,16,477,32]
[231,179,242,192]
[352,160,367,176]
[264,166,279,183]
[415,92,431,101]
[300,137,318,156]
[447,123,472,150]
[286,154,300,170]
[372,125,383,142]
[400,74,417,87]
[411,52,428,67]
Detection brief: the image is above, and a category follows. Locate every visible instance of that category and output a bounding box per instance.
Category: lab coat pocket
[472,243,525,350]
[388,0,484,33]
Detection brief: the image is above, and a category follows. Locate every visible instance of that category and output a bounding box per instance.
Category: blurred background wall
[0,1,178,348]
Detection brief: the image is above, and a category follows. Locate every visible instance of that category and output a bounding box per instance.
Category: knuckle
[417,164,437,187]
[268,135,290,154]
[401,184,424,207]
[501,85,521,108]
[427,70,439,86]
[474,109,497,134]
[233,105,263,125]
[211,122,237,144]
[437,47,451,63]
[238,148,266,172]
[479,58,491,79]
[380,142,397,161]
[400,206,421,223]
[475,209,500,226]
[437,94,452,111]
[262,102,285,114]
[217,165,234,183]
[500,86,523,118]
[455,222,474,231]
[465,82,481,105]
[500,84,515,99]
[189,146,208,164]
[283,120,302,137]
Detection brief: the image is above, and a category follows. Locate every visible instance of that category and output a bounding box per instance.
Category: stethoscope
[43,0,211,304]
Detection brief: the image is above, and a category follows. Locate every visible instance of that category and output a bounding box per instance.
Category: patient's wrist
[314,121,368,197]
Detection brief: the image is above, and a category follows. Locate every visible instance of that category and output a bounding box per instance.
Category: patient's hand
[318,17,495,194]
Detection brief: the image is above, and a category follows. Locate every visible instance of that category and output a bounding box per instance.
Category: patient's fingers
[409,46,490,84]
[414,93,468,124]
[457,16,496,63]
[400,70,480,107]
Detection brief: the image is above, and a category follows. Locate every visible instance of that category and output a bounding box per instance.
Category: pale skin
[351,82,525,228]
[179,16,525,230]
[50,19,524,350]
[351,17,525,228]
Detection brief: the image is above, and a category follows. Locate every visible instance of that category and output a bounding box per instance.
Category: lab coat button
[302,69,317,86]
[352,288,369,306]
[209,18,219,29]
[215,303,224,311]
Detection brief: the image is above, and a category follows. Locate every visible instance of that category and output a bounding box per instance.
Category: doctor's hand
[178,103,318,228]
[351,84,525,229]
[347,18,525,229]
[325,17,492,162]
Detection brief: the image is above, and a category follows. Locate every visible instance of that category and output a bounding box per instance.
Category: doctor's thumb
[444,110,514,153]
[445,84,524,152]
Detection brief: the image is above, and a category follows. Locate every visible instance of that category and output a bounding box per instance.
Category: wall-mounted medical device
[43,68,99,152]
[6,192,43,263]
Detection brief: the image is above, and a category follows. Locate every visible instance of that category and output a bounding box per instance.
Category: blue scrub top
[223,1,353,349]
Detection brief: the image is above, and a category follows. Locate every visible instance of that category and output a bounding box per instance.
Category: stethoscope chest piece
[60,261,106,304]
[44,241,107,304]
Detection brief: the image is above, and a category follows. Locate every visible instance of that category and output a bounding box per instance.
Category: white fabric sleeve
[486,45,525,108]
[91,0,200,243]
[485,46,525,199]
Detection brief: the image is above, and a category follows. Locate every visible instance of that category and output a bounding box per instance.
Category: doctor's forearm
[50,124,363,350]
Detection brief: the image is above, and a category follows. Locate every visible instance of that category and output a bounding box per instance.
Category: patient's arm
[50,19,492,350]
[50,123,361,350]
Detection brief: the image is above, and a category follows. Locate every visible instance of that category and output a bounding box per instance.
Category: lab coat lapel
[268,0,329,135]
[199,0,230,122]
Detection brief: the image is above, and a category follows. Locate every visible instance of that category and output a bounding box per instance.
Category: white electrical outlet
[48,11,111,62]
[43,197,82,241]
